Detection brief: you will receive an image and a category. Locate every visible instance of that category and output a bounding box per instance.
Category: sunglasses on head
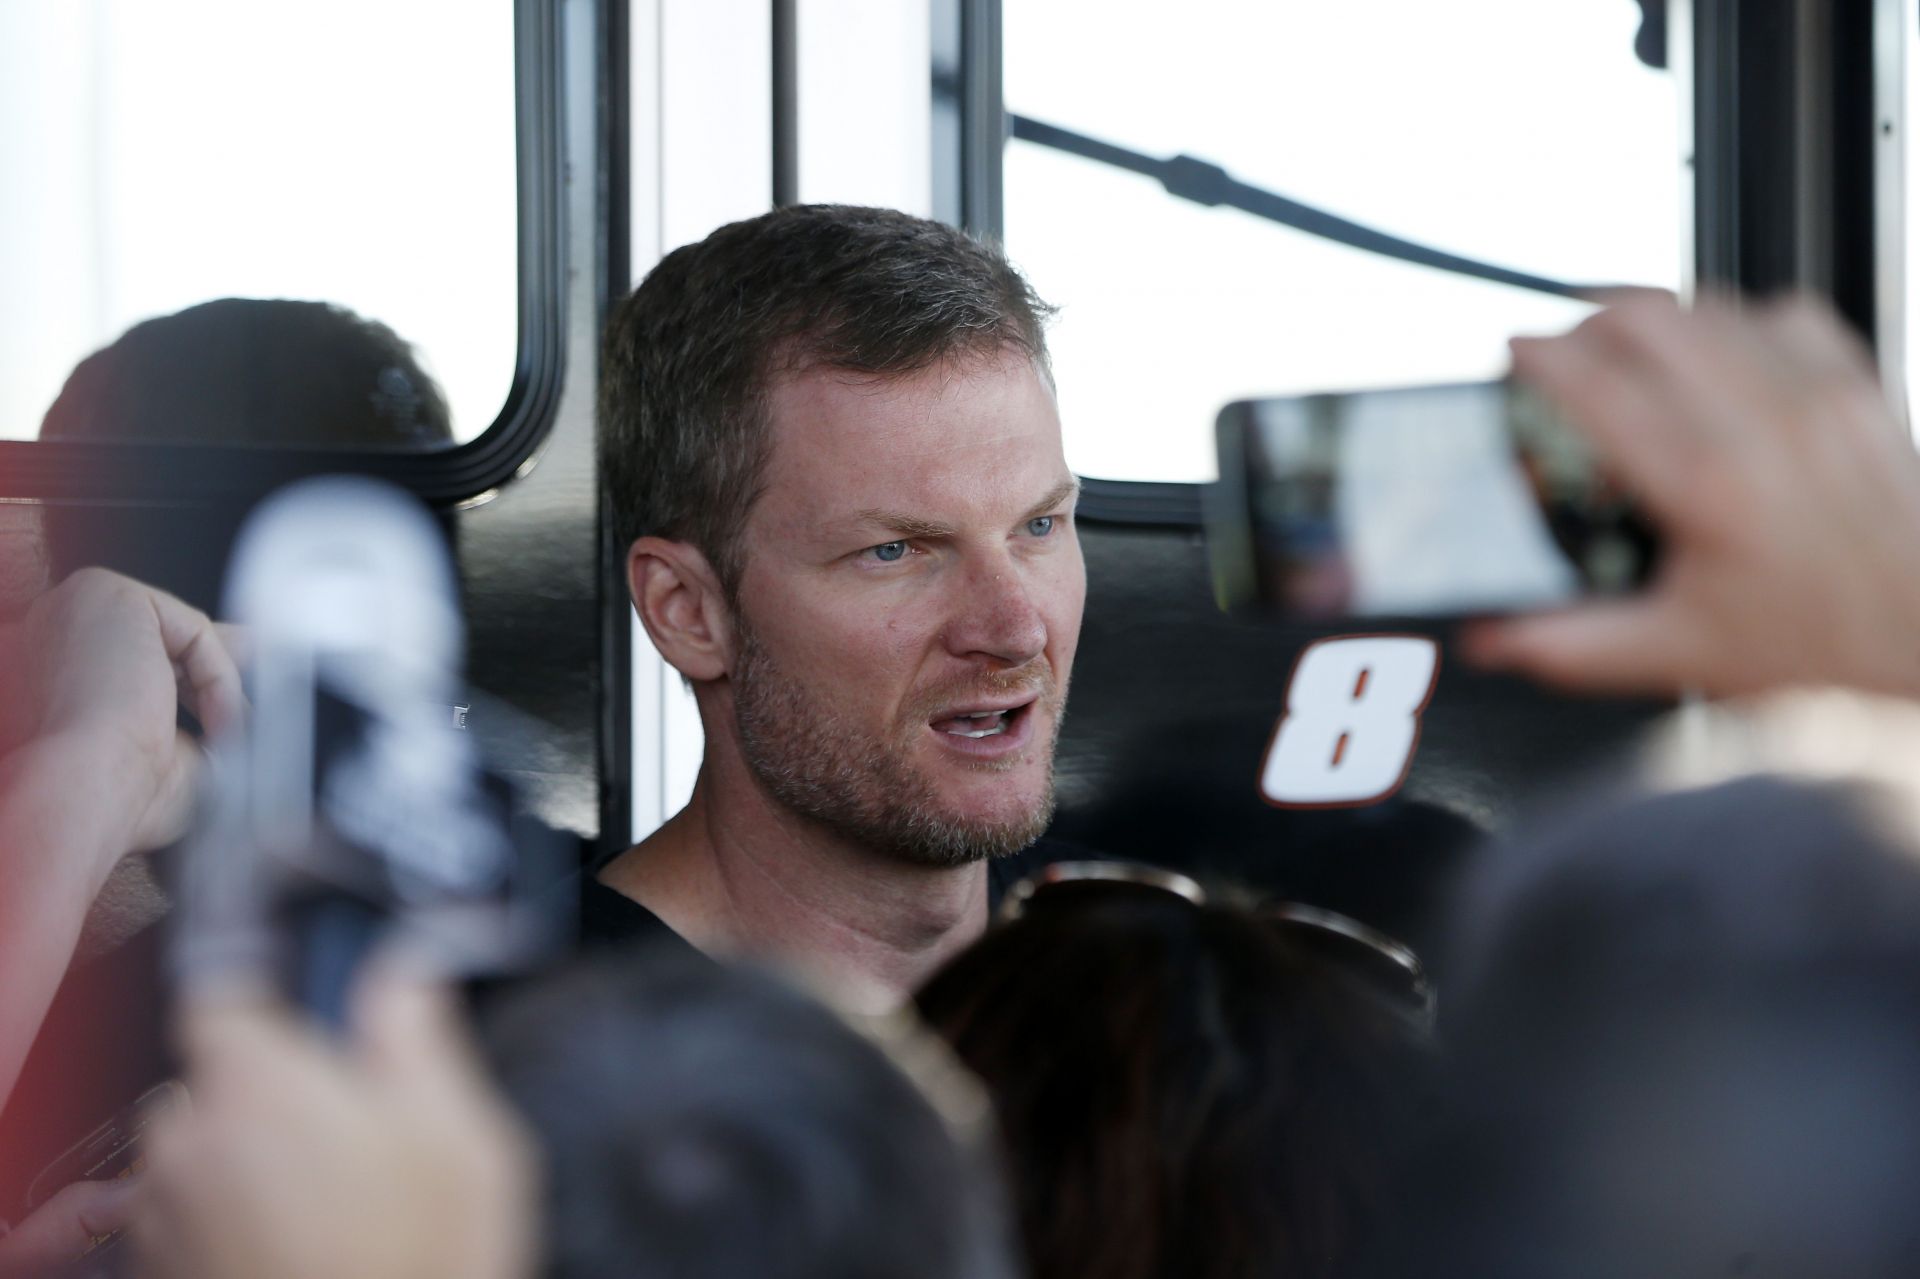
[999,860,1436,1030]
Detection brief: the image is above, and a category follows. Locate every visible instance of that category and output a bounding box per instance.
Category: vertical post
[771,0,799,206]
[958,0,1003,239]
[1689,0,1898,365]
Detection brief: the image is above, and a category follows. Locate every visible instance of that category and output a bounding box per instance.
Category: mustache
[906,662,1057,722]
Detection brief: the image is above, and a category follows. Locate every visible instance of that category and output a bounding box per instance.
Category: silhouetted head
[486,946,1016,1279]
[917,871,1432,1279]
[38,297,452,607]
[1396,772,1920,1279]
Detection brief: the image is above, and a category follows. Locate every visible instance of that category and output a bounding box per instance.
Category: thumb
[175,984,315,1085]
[350,963,483,1092]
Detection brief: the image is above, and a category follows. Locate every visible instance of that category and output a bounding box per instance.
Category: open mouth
[931,699,1034,740]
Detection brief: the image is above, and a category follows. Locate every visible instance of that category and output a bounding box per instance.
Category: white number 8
[1260,636,1440,808]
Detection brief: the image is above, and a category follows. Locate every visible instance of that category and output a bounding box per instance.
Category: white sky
[1003,0,1685,482]
[0,1,517,445]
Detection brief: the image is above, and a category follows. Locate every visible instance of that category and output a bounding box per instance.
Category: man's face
[726,349,1085,866]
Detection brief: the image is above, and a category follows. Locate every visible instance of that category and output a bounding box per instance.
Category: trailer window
[0,1,519,448]
[1002,0,1682,483]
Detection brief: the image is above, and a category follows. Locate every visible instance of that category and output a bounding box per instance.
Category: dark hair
[38,297,453,600]
[916,887,1431,1279]
[599,204,1055,592]
[484,946,1016,1279]
[1391,776,1920,1279]
[40,297,451,452]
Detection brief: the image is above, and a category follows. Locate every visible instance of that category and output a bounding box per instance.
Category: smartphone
[1207,381,1658,618]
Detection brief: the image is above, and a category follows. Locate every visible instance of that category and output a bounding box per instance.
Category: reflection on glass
[0,1,517,446]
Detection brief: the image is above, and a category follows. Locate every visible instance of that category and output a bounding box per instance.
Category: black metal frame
[1690,0,1889,345]
[931,0,1005,237]
[10,0,569,510]
[596,0,633,860]
[772,0,800,206]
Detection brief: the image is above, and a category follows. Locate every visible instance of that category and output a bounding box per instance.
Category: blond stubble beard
[729,618,1061,868]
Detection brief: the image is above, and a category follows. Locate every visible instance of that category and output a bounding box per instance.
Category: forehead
[754,351,1067,531]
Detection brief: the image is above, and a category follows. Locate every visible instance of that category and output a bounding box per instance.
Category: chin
[933,776,1052,833]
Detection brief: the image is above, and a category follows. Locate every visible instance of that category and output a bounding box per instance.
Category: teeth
[943,709,1010,738]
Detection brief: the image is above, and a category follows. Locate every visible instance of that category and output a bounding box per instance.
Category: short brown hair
[600,205,1055,592]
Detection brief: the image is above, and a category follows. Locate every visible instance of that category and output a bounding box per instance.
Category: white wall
[623,0,932,844]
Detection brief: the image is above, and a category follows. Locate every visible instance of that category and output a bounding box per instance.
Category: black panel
[456,0,607,844]
[1051,522,1665,964]
[1693,0,1884,342]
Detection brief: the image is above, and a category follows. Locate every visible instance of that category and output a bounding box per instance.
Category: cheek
[1042,553,1088,665]
[774,597,929,684]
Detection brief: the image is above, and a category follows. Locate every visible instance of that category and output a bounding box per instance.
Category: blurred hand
[1463,293,1920,698]
[0,568,243,863]
[0,1177,143,1279]
[132,969,537,1279]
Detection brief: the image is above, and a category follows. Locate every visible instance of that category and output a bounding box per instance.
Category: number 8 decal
[1260,635,1440,808]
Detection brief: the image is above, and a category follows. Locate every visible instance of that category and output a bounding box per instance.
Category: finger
[1567,294,1785,445]
[1458,599,1702,698]
[175,985,317,1082]
[350,963,477,1088]
[1509,332,1718,529]
[146,589,245,740]
[117,732,203,855]
[0,1178,142,1277]
[1751,292,1880,388]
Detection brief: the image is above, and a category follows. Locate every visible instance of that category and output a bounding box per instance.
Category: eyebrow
[851,510,958,539]
[1023,478,1081,522]
[853,478,1080,540]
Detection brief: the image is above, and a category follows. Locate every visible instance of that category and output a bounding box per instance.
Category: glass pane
[0,1,518,449]
[1004,0,1683,483]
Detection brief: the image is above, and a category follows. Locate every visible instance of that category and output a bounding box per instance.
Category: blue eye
[1027,516,1055,537]
[870,541,908,562]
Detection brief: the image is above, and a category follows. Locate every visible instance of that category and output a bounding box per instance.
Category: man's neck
[596,767,989,1012]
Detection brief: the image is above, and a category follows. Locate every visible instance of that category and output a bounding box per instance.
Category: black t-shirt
[577,835,1100,951]
[577,875,698,953]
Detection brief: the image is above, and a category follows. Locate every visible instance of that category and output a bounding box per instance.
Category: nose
[942,555,1047,669]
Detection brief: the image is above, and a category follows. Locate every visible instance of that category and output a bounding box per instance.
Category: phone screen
[1208,382,1657,618]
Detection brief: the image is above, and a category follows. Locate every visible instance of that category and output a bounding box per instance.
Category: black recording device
[1207,381,1659,619]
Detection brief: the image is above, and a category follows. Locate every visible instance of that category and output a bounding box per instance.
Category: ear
[628,537,734,682]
